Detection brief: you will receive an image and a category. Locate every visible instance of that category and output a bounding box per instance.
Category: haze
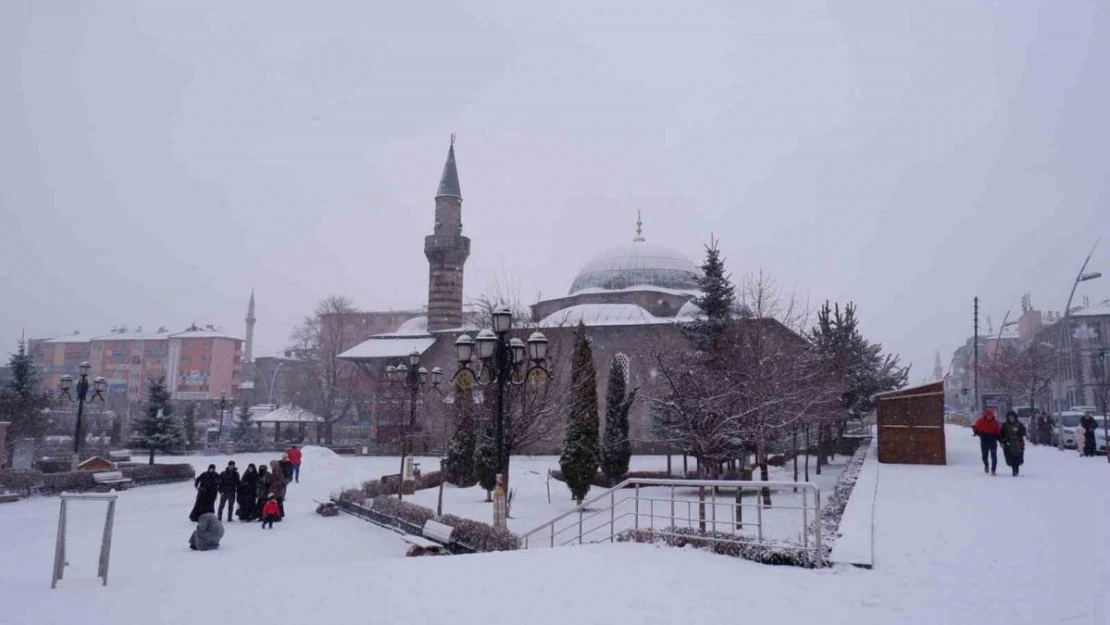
[1,0,1107,375]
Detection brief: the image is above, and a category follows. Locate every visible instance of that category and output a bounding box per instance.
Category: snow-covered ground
[3,429,1109,624]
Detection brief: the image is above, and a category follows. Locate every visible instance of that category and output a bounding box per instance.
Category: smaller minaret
[933,350,943,381]
[244,289,256,362]
[633,210,645,242]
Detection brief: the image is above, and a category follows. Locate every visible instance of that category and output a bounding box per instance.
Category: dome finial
[633,210,645,242]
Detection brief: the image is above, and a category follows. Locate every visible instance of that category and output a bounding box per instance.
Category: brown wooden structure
[876,381,946,465]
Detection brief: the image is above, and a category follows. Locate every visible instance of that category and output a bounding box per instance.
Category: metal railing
[519,477,822,565]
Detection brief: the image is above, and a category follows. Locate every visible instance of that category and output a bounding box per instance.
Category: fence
[519,477,822,565]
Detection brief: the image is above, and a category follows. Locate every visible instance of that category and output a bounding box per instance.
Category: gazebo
[250,405,324,444]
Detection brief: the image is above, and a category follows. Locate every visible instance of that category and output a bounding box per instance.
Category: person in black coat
[237,464,259,521]
[1081,414,1098,457]
[190,465,220,522]
[217,461,240,522]
[255,464,272,521]
[1000,411,1027,476]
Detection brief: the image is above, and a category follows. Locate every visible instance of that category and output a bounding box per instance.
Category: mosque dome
[568,211,700,295]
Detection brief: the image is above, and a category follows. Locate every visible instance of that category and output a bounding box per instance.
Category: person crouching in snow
[1000,410,1026,476]
[189,512,225,550]
[261,497,281,530]
[973,409,1002,475]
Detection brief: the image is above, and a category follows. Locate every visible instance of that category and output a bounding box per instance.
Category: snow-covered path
[3,430,1109,624]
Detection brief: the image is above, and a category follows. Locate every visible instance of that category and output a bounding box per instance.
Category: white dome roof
[538,304,666,327]
[569,242,700,295]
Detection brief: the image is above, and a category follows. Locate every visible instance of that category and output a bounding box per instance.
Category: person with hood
[1000,411,1027,476]
[217,461,240,522]
[190,464,221,522]
[189,512,225,551]
[237,463,259,521]
[1080,414,1098,457]
[973,409,1002,475]
[287,445,303,483]
[279,453,294,483]
[256,464,273,521]
[269,459,288,519]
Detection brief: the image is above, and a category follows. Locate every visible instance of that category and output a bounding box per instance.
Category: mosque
[340,140,709,452]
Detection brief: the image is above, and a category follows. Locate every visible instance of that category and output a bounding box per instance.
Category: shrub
[338,488,367,505]
[0,469,45,495]
[440,513,520,552]
[40,470,97,493]
[36,459,72,474]
[371,495,435,528]
[616,527,818,567]
[120,463,195,485]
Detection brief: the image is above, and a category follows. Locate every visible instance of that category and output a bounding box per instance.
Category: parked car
[1052,412,1086,448]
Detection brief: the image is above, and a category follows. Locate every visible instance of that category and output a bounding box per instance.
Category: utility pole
[973,297,980,414]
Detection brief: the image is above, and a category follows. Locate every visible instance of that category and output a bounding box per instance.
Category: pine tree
[128,376,184,464]
[685,237,737,358]
[474,418,498,501]
[182,402,197,449]
[600,356,638,484]
[230,402,260,447]
[109,417,123,446]
[444,388,478,487]
[560,322,600,504]
[0,339,50,453]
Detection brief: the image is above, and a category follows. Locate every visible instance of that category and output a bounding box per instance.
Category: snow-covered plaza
[3,427,1109,625]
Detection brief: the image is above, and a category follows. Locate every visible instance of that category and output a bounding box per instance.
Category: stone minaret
[933,350,943,381]
[424,137,471,332]
[244,289,256,362]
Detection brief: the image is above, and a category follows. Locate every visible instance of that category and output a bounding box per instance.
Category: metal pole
[634,484,640,530]
[268,361,285,406]
[495,333,508,487]
[99,499,116,585]
[1062,241,1100,416]
[73,374,89,462]
[973,297,980,413]
[814,488,823,567]
[51,499,67,588]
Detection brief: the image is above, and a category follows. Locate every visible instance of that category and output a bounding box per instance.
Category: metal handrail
[520,477,822,564]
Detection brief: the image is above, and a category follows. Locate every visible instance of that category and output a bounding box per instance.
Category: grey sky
[1,0,1107,378]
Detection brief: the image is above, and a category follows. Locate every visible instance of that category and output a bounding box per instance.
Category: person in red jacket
[261,497,281,530]
[287,445,303,484]
[973,409,1002,475]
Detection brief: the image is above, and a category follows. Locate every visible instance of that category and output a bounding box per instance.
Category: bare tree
[980,342,1055,415]
[287,295,368,444]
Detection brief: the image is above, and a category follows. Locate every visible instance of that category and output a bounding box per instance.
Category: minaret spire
[425,137,471,332]
[633,210,645,242]
[435,134,462,201]
[244,289,256,362]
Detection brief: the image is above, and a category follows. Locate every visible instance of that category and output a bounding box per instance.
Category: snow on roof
[90,331,172,341]
[1072,299,1110,317]
[338,336,438,360]
[42,334,91,344]
[569,241,701,295]
[571,285,702,297]
[538,303,671,328]
[391,316,428,336]
[170,329,244,341]
[251,405,323,423]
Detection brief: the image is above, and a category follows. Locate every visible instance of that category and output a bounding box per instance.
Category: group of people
[972,410,1026,476]
[188,446,303,548]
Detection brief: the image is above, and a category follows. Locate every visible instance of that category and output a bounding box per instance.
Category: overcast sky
[2,0,1107,378]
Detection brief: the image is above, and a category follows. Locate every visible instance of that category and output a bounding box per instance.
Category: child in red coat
[261,497,281,529]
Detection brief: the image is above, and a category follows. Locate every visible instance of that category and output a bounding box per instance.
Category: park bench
[400,519,455,556]
[92,471,133,491]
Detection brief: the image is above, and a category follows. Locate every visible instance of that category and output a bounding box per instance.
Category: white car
[1055,412,1110,452]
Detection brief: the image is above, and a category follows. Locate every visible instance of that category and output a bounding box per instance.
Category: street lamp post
[216,391,231,445]
[1059,243,1101,415]
[385,352,441,502]
[58,361,106,467]
[267,361,286,407]
[452,306,551,492]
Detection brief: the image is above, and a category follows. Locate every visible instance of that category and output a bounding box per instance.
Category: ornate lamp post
[385,351,441,501]
[58,361,106,466]
[216,391,232,445]
[452,306,551,490]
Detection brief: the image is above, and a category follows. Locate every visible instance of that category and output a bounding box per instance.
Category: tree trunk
[758,432,771,506]
[682,454,688,476]
[815,426,823,476]
[666,454,672,475]
[804,427,811,481]
[148,448,155,465]
[697,458,706,531]
[792,427,799,492]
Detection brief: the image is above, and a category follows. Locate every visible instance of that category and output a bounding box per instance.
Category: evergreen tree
[600,356,638,484]
[474,418,498,501]
[685,237,737,358]
[182,402,197,448]
[0,339,50,453]
[559,322,600,504]
[128,376,184,464]
[109,417,123,446]
[444,388,478,487]
[230,402,260,447]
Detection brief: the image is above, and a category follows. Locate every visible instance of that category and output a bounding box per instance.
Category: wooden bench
[93,471,133,491]
[400,519,455,556]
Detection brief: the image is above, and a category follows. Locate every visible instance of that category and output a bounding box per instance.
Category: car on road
[1052,412,1086,449]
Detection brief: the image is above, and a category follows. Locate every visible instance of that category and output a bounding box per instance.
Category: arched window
[615,352,631,386]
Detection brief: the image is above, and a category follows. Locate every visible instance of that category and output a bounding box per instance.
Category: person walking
[973,409,1002,476]
[287,445,303,484]
[1081,414,1098,457]
[237,463,258,521]
[261,496,281,530]
[256,464,272,521]
[279,453,294,483]
[269,459,288,519]
[190,465,221,522]
[217,461,240,522]
[1000,411,1027,476]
